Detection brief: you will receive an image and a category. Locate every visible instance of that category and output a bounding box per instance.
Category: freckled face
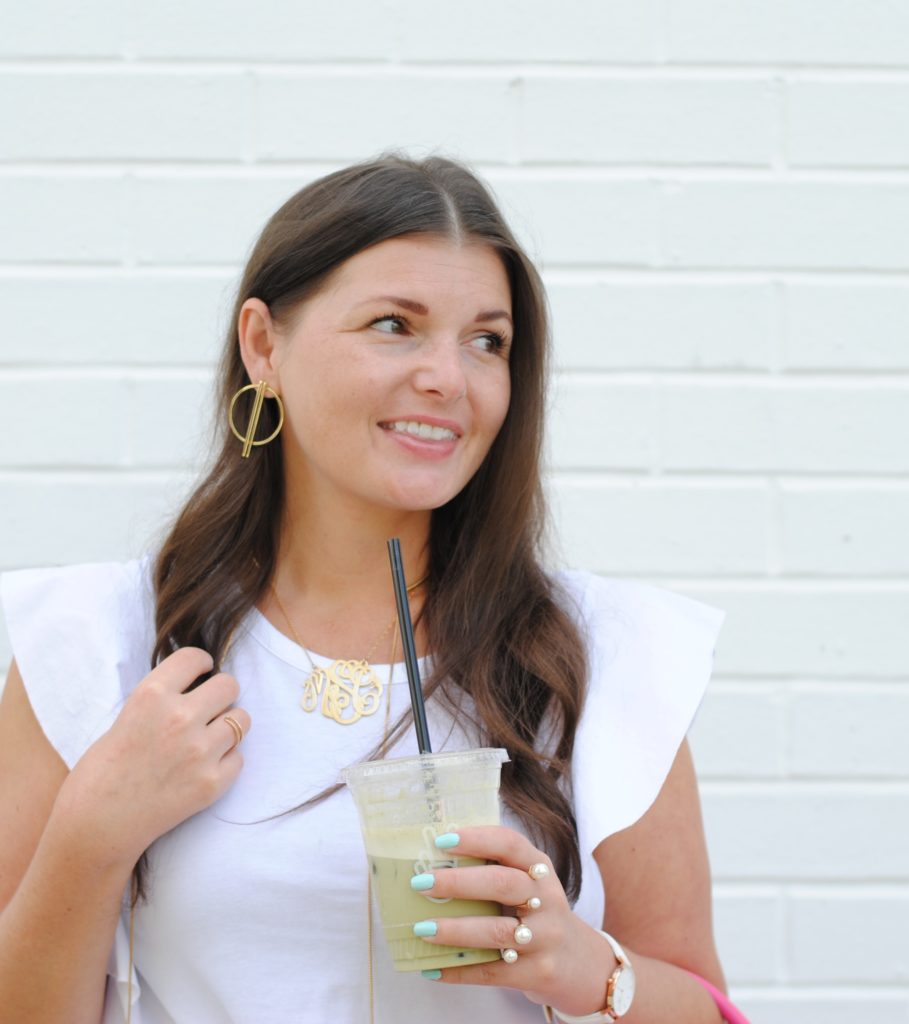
[270,234,513,514]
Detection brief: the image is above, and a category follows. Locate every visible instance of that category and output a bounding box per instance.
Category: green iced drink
[342,748,510,972]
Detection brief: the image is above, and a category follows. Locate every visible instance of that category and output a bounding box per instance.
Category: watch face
[611,967,636,1017]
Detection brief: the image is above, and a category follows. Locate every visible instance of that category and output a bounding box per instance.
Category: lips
[379,419,462,442]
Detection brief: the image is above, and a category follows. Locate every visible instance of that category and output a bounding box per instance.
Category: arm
[0,651,250,1024]
[589,737,725,1022]
[0,660,118,1024]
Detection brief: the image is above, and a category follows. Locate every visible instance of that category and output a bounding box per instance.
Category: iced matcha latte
[342,748,509,972]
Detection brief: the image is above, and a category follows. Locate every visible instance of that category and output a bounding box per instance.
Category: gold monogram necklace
[269,575,426,726]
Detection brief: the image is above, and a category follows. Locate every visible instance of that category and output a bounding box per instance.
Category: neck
[273,490,430,612]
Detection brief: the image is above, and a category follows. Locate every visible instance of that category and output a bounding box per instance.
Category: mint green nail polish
[413,920,438,937]
[434,832,460,849]
[410,873,435,891]
[421,969,443,980]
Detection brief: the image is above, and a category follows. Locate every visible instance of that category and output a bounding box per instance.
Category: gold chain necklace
[269,576,426,726]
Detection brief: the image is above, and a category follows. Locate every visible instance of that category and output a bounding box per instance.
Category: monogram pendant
[300,659,384,725]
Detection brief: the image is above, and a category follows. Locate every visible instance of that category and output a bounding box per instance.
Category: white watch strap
[543,1007,615,1024]
[541,931,629,1023]
[597,930,630,967]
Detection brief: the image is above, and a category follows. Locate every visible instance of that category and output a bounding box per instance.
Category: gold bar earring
[228,380,285,457]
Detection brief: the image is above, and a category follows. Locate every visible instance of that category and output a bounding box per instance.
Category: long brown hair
[144,154,588,903]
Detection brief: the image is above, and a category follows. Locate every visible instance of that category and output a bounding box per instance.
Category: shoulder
[2,556,155,658]
[1,556,157,768]
[551,568,725,671]
[2,556,152,612]
[550,568,726,850]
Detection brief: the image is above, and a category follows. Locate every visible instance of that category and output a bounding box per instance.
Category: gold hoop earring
[228,380,285,458]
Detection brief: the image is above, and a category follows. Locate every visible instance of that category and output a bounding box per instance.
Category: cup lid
[341,747,509,784]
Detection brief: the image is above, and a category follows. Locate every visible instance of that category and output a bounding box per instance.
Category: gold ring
[501,948,519,964]
[514,920,533,946]
[516,896,542,914]
[223,715,244,753]
[528,863,550,881]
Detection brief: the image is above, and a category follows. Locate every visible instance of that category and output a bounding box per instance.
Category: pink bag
[685,972,751,1024]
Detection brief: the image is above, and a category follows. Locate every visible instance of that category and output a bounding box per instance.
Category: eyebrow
[357,295,513,327]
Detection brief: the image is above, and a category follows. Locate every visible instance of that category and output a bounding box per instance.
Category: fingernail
[421,969,443,980]
[410,873,435,892]
[434,832,460,849]
[413,920,438,937]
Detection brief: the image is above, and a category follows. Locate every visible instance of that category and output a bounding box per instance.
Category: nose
[412,336,468,402]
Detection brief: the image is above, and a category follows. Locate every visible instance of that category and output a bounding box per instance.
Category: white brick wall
[2,4,908,1019]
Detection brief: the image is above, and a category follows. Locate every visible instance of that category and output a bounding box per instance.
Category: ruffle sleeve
[563,571,725,858]
[2,559,153,1021]
[0,558,155,769]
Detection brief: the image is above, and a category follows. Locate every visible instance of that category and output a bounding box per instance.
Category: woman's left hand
[411,825,616,1015]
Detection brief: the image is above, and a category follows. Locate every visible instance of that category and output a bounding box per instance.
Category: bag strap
[684,971,750,1024]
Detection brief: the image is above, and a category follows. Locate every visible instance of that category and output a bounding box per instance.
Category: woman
[0,155,739,1023]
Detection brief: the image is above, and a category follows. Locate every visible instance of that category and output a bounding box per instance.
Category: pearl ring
[516,896,542,913]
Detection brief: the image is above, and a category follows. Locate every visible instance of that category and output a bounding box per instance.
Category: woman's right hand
[53,647,250,871]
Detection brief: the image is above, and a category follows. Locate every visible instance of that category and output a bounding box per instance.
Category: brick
[256,74,518,163]
[713,887,786,983]
[521,78,775,165]
[667,0,909,66]
[0,475,188,571]
[688,588,909,678]
[0,178,127,264]
[0,0,124,57]
[780,484,909,575]
[689,686,785,778]
[784,283,909,370]
[0,376,130,467]
[548,378,655,469]
[789,81,909,168]
[547,280,773,371]
[127,376,215,468]
[0,275,231,366]
[127,176,310,266]
[396,0,660,63]
[490,177,659,267]
[131,0,398,60]
[662,183,909,270]
[0,473,194,671]
[127,172,650,268]
[0,174,638,271]
[659,382,909,474]
[549,478,768,573]
[790,890,909,981]
[0,73,250,162]
[734,992,909,1023]
[0,374,216,469]
[704,787,909,879]
[789,686,909,777]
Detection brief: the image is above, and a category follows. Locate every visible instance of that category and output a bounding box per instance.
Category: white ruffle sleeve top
[1,559,725,1024]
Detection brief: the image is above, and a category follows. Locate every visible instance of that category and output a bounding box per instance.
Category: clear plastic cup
[342,748,509,972]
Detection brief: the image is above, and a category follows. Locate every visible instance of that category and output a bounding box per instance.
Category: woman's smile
[378,415,463,459]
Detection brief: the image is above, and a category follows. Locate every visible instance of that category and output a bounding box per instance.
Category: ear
[237,298,283,390]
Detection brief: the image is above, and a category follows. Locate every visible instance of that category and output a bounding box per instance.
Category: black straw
[387,538,432,755]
